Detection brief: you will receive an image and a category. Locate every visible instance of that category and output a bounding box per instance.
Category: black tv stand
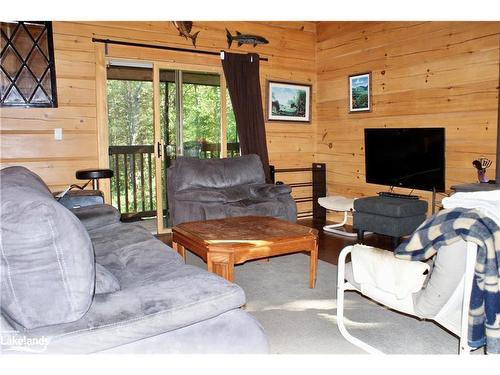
[378,191,419,199]
[379,187,439,214]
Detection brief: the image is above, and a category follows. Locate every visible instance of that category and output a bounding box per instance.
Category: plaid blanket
[394,208,500,354]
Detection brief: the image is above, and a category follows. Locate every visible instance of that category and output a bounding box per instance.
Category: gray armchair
[166,154,297,226]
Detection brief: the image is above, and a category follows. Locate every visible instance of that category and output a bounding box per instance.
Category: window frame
[0,21,58,108]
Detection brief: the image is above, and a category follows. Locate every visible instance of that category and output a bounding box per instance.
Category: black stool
[75,168,113,190]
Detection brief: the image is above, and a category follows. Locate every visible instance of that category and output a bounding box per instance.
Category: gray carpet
[185,251,462,354]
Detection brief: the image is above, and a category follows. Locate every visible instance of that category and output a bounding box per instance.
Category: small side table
[318,196,359,237]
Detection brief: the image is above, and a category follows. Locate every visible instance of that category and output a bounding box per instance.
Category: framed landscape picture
[348,72,371,113]
[267,81,311,123]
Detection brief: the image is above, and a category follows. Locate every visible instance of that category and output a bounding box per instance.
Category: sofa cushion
[86,222,185,282]
[174,154,265,191]
[222,154,266,186]
[0,307,268,354]
[0,166,95,330]
[175,186,252,203]
[71,204,121,231]
[99,309,269,354]
[95,264,121,294]
[201,198,289,221]
[249,183,292,198]
[14,261,246,353]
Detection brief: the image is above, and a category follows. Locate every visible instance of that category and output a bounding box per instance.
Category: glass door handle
[157,142,161,159]
[157,141,165,161]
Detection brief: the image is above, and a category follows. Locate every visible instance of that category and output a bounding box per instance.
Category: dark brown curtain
[222,52,271,182]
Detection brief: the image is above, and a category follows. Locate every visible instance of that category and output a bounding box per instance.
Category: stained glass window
[0,21,57,107]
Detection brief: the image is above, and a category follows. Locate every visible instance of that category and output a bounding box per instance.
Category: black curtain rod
[92,38,269,62]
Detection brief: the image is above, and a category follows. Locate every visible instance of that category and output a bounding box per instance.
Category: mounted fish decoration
[172,21,200,47]
[225,28,269,48]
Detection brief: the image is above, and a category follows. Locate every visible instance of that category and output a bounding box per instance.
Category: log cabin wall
[316,21,500,218]
[3,21,498,219]
[0,21,316,215]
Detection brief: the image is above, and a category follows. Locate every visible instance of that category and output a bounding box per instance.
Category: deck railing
[109,145,157,220]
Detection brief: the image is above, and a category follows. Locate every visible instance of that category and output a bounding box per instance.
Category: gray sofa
[0,166,269,354]
[167,154,297,226]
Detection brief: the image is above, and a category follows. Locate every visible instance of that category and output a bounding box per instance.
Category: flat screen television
[364,128,445,192]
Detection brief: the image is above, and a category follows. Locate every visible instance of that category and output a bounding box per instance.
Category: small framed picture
[348,72,371,113]
[267,81,311,123]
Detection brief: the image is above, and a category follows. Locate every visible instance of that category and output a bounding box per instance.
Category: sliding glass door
[106,61,238,234]
[153,64,238,233]
[106,63,156,225]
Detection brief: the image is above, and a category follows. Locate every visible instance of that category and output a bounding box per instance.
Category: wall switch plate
[54,128,63,140]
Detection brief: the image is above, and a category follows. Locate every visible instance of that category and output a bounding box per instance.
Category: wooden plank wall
[316,21,500,218]
[0,21,317,205]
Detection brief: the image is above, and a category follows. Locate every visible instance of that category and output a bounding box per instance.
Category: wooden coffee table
[172,216,318,288]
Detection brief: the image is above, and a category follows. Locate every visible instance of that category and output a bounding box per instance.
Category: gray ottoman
[353,196,428,248]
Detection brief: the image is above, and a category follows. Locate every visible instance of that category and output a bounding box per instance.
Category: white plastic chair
[336,241,478,354]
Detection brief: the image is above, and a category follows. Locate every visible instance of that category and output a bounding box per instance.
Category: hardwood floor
[299,218,393,265]
[156,217,393,266]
